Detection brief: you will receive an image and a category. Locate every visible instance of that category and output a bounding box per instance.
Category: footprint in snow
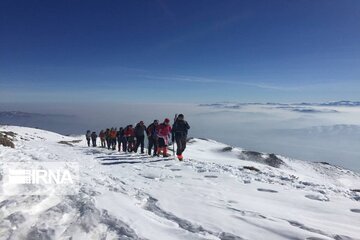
[142,175,157,180]
[192,177,203,180]
[305,194,329,202]
[350,209,360,213]
[204,175,218,178]
[306,237,328,240]
[170,168,181,171]
[4,211,26,227]
[352,196,360,201]
[257,188,278,193]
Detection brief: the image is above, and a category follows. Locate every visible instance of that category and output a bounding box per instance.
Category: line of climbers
[85,114,190,161]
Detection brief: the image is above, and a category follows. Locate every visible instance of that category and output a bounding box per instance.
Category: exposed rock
[242,151,262,158]
[238,151,285,168]
[0,131,17,138]
[266,154,284,168]
[221,146,233,152]
[58,140,82,146]
[0,133,15,148]
[243,166,260,172]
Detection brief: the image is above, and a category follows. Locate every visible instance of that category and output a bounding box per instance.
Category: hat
[164,118,170,123]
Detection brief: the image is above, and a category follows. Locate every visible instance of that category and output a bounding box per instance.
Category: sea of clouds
[1,101,359,171]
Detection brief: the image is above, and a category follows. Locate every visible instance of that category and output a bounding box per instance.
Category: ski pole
[173,114,178,159]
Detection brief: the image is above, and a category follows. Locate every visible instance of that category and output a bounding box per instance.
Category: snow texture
[0,125,359,240]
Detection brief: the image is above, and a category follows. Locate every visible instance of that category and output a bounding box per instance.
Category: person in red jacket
[124,125,136,152]
[99,130,106,148]
[110,128,117,150]
[156,118,172,157]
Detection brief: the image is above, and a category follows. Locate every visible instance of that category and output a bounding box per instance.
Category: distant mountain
[276,106,339,113]
[281,101,360,107]
[0,111,74,118]
[199,103,244,109]
[0,111,77,135]
[199,101,360,109]
[317,101,360,106]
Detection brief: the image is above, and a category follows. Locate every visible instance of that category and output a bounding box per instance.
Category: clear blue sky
[1,0,359,103]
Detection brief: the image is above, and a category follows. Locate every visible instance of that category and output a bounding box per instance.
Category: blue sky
[1,0,360,103]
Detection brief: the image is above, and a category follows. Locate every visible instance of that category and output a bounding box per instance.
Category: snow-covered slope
[0,126,359,240]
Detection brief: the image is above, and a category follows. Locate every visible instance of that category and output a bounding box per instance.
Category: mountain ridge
[0,125,359,240]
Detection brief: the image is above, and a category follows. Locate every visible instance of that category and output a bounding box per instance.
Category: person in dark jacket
[85,130,91,147]
[134,121,146,154]
[91,131,97,147]
[146,120,159,156]
[117,127,127,152]
[172,114,190,161]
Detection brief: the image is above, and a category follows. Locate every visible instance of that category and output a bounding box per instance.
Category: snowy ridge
[0,111,74,118]
[0,126,359,240]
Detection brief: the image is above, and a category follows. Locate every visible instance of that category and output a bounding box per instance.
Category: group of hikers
[85,114,190,161]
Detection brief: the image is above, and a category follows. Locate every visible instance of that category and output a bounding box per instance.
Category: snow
[0,125,359,240]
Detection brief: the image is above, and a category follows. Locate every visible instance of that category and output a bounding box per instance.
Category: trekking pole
[173,114,178,159]
[172,134,175,158]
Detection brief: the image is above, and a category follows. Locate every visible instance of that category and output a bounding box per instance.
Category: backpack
[147,123,156,136]
[173,120,190,134]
